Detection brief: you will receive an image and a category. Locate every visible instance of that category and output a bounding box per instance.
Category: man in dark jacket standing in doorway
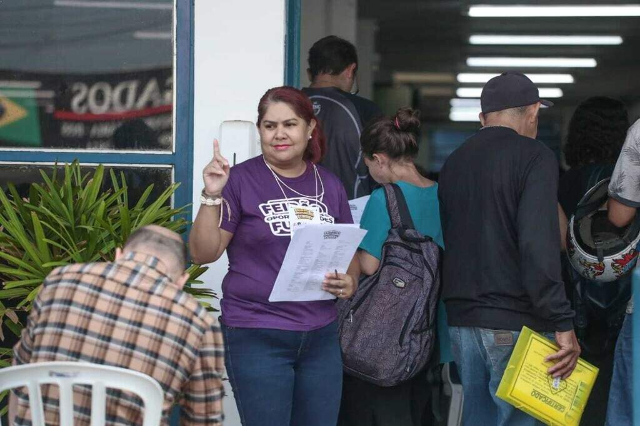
[303,35,382,199]
[438,72,580,426]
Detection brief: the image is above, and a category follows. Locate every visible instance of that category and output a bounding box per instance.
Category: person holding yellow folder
[438,72,581,426]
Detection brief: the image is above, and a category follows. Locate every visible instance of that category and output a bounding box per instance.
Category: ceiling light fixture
[456,87,564,98]
[468,5,640,17]
[449,110,481,122]
[469,35,623,45]
[450,98,481,108]
[457,73,574,84]
[467,57,597,68]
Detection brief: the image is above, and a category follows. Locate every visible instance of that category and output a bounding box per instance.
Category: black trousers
[338,370,435,426]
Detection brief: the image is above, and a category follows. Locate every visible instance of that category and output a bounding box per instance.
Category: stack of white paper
[269,224,367,302]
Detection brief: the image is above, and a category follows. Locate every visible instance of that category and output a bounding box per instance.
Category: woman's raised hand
[203,139,230,196]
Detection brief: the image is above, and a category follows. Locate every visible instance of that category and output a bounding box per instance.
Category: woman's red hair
[257,86,327,164]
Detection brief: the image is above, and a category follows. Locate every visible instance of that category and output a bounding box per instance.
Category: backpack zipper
[384,242,436,281]
[399,302,417,345]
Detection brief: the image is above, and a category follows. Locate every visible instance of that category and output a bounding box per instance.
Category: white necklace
[262,156,325,203]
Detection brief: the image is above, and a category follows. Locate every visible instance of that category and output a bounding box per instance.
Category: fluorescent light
[468,5,640,17]
[392,72,455,84]
[134,31,172,40]
[450,111,481,122]
[469,35,622,45]
[450,98,481,108]
[0,81,42,89]
[456,87,564,98]
[457,73,574,84]
[54,1,172,10]
[467,57,597,68]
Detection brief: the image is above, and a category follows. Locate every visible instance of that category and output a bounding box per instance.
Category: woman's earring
[308,135,312,140]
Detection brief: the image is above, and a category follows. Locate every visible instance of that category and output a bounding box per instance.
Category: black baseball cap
[480,72,553,114]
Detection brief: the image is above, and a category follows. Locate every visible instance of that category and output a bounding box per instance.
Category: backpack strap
[383,183,416,230]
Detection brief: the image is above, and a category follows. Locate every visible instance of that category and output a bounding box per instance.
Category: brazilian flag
[0,88,42,147]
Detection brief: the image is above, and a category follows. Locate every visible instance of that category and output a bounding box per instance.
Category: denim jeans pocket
[479,329,519,374]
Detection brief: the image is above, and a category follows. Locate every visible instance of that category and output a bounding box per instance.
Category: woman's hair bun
[393,108,421,133]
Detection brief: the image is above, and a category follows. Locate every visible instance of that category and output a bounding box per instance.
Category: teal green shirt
[359,181,452,363]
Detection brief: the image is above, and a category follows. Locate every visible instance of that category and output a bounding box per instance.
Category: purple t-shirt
[219,155,353,331]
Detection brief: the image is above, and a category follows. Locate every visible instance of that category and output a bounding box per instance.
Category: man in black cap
[438,72,580,425]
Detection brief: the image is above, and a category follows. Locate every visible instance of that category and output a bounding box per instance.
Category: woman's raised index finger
[213,139,221,155]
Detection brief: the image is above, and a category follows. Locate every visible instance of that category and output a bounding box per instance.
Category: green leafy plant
[0,161,215,351]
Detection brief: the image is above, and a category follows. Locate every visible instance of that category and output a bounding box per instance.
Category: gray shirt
[609,119,640,207]
[608,118,640,314]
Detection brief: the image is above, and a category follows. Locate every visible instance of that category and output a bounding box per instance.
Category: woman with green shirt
[338,108,452,426]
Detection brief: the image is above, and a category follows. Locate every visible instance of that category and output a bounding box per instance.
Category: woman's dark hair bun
[393,108,421,133]
[360,107,421,161]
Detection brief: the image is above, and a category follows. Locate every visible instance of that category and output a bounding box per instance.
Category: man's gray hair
[484,105,530,120]
[124,227,187,272]
[508,105,530,116]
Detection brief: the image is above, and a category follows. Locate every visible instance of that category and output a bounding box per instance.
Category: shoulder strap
[383,183,415,230]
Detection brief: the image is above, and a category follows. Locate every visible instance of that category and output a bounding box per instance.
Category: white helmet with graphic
[567,178,640,282]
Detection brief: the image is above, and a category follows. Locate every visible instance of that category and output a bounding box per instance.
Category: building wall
[300,0,358,88]
[193,1,287,424]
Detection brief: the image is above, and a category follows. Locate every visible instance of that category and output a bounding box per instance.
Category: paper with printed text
[348,195,370,225]
[268,224,367,302]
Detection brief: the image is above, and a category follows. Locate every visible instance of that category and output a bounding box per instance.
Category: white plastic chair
[0,361,164,426]
[442,362,464,426]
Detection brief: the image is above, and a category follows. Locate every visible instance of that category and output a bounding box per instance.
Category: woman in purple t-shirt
[190,86,359,426]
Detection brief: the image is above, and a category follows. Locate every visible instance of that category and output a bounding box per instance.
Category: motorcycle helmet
[567,177,640,282]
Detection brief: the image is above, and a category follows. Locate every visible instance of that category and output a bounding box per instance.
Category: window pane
[0,1,173,151]
[0,164,173,207]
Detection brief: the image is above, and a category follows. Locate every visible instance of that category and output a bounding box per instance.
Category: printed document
[496,327,598,426]
[348,195,370,225]
[269,224,367,302]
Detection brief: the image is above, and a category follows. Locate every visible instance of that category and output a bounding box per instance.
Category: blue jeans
[605,313,633,426]
[449,327,549,426]
[221,321,343,426]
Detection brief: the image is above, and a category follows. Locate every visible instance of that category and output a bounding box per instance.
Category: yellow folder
[496,326,599,426]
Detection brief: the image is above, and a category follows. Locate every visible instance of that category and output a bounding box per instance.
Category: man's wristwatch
[200,189,223,206]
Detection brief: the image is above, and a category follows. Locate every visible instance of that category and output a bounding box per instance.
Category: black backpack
[337,183,441,386]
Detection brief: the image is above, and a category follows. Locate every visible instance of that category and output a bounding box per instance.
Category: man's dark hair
[124,227,187,272]
[307,35,358,80]
[563,97,629,168]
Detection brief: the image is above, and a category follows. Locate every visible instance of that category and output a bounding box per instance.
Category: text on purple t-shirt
[219,155,353,331]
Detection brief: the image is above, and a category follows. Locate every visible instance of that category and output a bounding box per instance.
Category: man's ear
[346,63,357,79]
[529,103,541,123]
[307,68,314,82]
[175,271,190,289]
[479,112,486,127]
[115,248,123,260]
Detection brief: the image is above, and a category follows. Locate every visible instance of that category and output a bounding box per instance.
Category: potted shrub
[0,162,214,411]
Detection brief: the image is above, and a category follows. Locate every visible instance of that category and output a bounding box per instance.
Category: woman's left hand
[322,271,356,299]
